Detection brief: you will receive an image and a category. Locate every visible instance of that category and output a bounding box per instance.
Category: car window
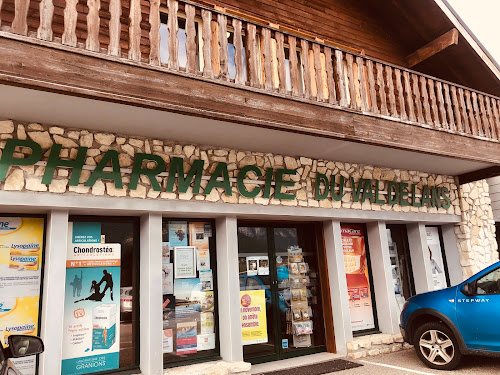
[476,268,500,295]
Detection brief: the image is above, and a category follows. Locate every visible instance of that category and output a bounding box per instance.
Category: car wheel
[413,322,462,370]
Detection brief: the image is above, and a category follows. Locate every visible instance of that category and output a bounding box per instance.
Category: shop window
[0,215,46,375]
[62,217,139,375]
[340,224,378,334]
[425,226,450,291]
[161,219,219,367]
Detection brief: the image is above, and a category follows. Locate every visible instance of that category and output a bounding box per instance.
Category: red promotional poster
[341,224,375,332]
[176,322,198,354]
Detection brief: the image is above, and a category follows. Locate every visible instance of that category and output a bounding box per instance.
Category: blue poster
[169,221,188,247]
[72,222,101,243]
[62,223,121,375]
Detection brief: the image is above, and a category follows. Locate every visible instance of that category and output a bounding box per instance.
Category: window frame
[161,217,221,369]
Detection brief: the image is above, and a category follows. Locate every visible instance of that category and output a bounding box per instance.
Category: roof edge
[436,0,500,83]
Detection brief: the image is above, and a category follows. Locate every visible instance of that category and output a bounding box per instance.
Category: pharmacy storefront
[0,121,466,375]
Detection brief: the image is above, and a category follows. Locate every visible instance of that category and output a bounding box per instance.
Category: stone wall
[346,333,411,359]
[455,180,499,279]
[0,120,461,215]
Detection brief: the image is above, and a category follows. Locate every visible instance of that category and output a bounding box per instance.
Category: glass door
[238,225,276,361]
[238,222,326,364]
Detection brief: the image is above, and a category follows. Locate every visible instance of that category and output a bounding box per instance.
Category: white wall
[488,176,500,221]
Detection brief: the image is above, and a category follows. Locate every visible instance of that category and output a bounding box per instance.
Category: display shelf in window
[162,219,219,366]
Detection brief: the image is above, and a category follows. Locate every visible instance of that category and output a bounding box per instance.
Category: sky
[446,0,500,65]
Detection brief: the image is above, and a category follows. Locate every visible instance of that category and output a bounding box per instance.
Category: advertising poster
[426,227,447,291]
[196,249,210,271]
[200,270,213,291]
[197,333,215,351]
[174,246,196,279]
[0,217,44,375]
[246,256,259,276]
[240,289,268,345]
[341,224,375,332]
[61,223,121,375]
[162,242,170,263]
[174,278,201,319]
[176,321,197,354]
[162,263,174,294]
[189,222,209,250]
[258,256,269,276]
[200,291,214,312]
[72,222,101,243]
[201,311,214,334]
[162,329,173,353]
[169,221,188,248]
[163,295,175,322]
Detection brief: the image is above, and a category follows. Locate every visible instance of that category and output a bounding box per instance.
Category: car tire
[413,321,462,370]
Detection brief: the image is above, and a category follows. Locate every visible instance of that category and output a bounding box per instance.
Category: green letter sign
[0,139,42,181]
[237,165,263,198]
[129,153,166,191]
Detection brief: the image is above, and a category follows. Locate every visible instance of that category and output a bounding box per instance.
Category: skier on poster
[74,280,104,303]
[97,269,114,301]
[70,270,83,297]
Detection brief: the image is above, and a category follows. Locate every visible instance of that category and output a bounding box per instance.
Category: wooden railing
[1,0,500,141]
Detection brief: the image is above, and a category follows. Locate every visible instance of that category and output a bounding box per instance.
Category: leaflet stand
[287,246,313,348]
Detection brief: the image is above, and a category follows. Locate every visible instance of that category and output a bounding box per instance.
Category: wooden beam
[407,28,459,67]
[458,166,500,185]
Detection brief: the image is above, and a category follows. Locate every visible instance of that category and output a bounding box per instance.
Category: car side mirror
[7,335,44,358]
[461,282,474,296]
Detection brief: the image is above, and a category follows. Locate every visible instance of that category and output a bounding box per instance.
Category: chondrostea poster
[0,217,45,375]
[61,222,121,375]
[341,224,375,332]
[240,289,267,345]
[426,227,447,291]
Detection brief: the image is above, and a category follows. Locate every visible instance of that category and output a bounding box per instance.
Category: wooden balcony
[0,0,499,168]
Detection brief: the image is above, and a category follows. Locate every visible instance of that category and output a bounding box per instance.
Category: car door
[456,266,500,352]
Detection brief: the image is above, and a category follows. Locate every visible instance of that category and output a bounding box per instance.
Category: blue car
[401,261,500,370]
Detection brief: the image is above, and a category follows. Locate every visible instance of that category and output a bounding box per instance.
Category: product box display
[92,304,117,350]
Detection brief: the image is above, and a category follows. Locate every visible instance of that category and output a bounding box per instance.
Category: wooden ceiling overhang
[362,0,500,97]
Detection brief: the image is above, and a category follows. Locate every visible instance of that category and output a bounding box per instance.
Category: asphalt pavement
[342,349,500,375]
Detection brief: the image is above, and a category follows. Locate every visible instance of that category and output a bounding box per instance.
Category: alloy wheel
[419,329,455,365]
